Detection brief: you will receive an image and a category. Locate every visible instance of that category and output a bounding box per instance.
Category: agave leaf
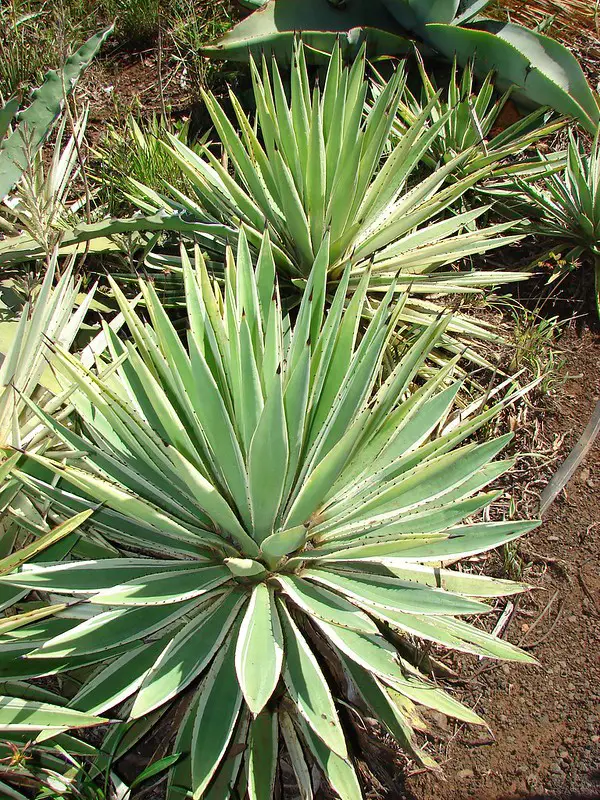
[248,370,289,541]
[0,27,112,201]
[235,584,284,714]
[0,97,20,141]
[201,0,412,64]
[90,565,232,606]
[278,601,347,759]
[30,601,197,658]
[260,525,307,563]
[131,590,245,717]
[276,575,379,635]
[0,559,206,593]
[279,710,314,799]
[69,639,168,714]
[204,710,250,800]
[247,710,278,800]
[382,520,540,562]
[0,697,106,731]
[167,689,200,800]
[341,654,439,769]
[191,638,243,799]
[298,715,363,800]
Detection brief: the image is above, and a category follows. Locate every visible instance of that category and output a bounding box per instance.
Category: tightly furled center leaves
[3,232,537,800]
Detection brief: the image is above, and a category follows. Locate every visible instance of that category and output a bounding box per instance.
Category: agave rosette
[130,42,529,356]
[2,232,538,799]
[500,130,600,316]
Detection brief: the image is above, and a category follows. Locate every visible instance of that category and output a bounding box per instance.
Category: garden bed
[1,2,599,799]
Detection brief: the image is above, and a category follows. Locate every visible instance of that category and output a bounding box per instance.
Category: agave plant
[0,28,112,204]
[203,0,599,133]
[0,108,94,268]
[498,130,600,316]
[380,54,566,179]
[129,42,528,357]
[0,250,132,627]
[0,230,539,799]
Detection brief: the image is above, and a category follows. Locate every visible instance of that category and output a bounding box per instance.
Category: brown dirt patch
[402,325,600,800]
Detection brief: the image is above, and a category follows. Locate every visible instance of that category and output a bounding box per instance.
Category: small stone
[521,623,530,633]
[550,764,563,775]
[502,664,511,675]
[548,535,559,542]
[579,467,590,483]
[457,769,475,779]
[568,615,578,623]
[591,735,600,743]
[428,710,448,730]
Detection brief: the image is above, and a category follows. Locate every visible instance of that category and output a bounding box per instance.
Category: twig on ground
[518,589,562,647]
[577,558,600,615]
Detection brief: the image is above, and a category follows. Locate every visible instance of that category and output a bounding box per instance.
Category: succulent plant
[1,232,538,799]
[128,42,528,364]
[204,0,599,133]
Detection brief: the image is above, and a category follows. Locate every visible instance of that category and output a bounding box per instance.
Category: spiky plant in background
[129,42,529,359]
[0,28,112,204]
[380,54,565,179]
[203,0,599,133]
[0,231,539,799]
[497,130,600,316]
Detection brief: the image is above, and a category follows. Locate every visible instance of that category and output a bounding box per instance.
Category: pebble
[457,769,475,779]
[428,710,448,730]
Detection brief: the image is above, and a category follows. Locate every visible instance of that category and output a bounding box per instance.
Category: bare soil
[399,324,600,800]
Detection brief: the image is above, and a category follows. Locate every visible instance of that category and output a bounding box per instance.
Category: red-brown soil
[401,325,600,800]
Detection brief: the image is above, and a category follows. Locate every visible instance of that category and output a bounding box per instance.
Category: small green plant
[1,231,539,800]
[507,305,566,392]
[510,131,600,316]
[94,114,203,215]
[1,108,92,262]
[0,734,178,799]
